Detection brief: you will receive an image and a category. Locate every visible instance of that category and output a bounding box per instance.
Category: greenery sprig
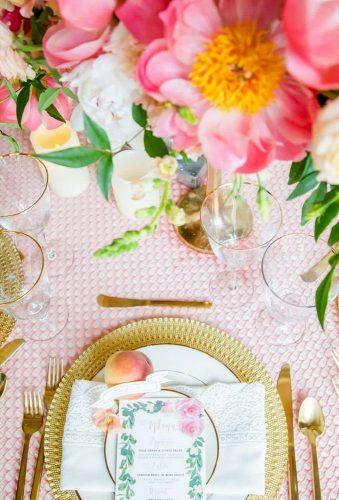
[288,153,338,328]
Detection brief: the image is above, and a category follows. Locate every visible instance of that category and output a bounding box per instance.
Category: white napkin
[60,381,266,496]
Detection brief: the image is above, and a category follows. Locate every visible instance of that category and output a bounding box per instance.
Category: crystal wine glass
[260,233,335,345]
[0,229,68,341]
[201,182,283,307]
[0,152,73,276]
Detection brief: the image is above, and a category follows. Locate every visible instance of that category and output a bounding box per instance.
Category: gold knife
[277,364,299,500]
[0,339,25,367]
[97,294,212,308]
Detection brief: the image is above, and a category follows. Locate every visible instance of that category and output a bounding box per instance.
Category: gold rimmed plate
[45,318,287,500]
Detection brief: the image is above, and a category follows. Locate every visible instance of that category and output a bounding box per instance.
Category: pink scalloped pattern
[0,131,338,499]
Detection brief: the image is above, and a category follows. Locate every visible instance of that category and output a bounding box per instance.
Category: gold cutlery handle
[311,439,322,500]
[288,443,299,500]
[30,431,44,500]
[147,300,212,308]
[15,435,31,500]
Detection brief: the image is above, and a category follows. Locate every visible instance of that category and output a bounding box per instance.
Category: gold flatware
[332,375,339,395]
[331,345,339,369]
[300,246,337,282]
[15,391,43,500]
[0,338,25,367]
[0,339,25,400]
[298,397,325,500]
[97,294,212,309]
[277,364,299,500]
[30,358,64,500]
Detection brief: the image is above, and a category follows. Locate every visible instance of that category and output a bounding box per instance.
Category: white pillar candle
[112,150,160,220]
[30,122,90,198]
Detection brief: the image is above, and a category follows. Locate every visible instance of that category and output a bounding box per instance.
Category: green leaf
[0,130,19,152]
[316,254,339,329]
[288,154,313,185]
[132,103,147,127]
[16,84,31,128]
[38,87,61,112]
[301,182,327,225]
[314,202,339,240]
[328,223,339,246]
[97,153,113,201]
[48,66,61,83]
[304,188,339,220]
[256,185,271,222]
[45,103,66,124]
[5,81,18,103]
[178,106,198,124]
[84,112,111,150]
[135,206,157,219]
[287,171,319,200]
[61,86,78,101]
[35,146,103,167]
[144,129,168,158]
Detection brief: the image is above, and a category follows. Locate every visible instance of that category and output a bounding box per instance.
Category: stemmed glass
[0,152,73,276]
[260,233,335,345]
[201,182,283,307]
[0,229,68,341]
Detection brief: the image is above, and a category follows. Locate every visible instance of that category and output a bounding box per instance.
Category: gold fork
[30,358,64,500]
[15,391,43,500]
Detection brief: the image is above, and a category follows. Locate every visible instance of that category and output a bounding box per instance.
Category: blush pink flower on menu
[283,0,339,90]
[92,408,122,433]
[179,416,204,437]
[176,398,204,419]
[134,0,318,174]
[116,0,170,44]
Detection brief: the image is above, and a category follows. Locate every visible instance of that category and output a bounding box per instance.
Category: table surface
[0,132,338,500]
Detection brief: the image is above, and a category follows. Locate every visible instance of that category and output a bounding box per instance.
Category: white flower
[154,155,178,179]
[0,22,35,81]
[62,25,144,150]
[167,205,186,226]
[312,98,339,185]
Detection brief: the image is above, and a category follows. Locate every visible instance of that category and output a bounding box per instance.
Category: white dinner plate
[77,344,243,500]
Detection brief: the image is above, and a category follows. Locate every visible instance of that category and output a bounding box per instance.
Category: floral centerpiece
[0,0,338,326]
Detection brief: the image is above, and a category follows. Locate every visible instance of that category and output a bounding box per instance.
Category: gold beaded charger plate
[0,311,15,346]
[45,318,287,500]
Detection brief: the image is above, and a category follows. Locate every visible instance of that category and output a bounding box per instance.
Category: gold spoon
[298,397,325,500]
[0,372,7,399]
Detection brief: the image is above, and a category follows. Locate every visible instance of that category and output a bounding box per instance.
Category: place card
[116,397,206,500]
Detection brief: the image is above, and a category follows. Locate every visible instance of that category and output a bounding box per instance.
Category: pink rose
[92,408,122,432]
[180,417,204,437]
[176,398,204,418]
[58,0,116,31]
[116,0,170,44]
[283,0,339,90]
[43,21,110,69]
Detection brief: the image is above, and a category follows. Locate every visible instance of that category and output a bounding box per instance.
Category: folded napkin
[60,380,266,496]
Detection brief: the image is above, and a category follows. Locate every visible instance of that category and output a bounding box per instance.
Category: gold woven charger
[45,318,287,499]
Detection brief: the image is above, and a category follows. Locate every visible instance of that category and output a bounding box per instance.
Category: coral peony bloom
[312,98,339,185]
[116,0,170,44]
[283,0,339,90]
[92,408,122,433]
[135,0,317,173]
[0,78,73,131]
[43,21,110,69]
[176,398,204,418]
[58,0,116,31]
[179,416,204,437]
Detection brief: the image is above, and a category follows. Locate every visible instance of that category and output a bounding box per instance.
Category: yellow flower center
[190,22,285,115]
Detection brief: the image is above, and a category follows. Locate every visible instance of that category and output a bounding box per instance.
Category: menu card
[116,398,206,500]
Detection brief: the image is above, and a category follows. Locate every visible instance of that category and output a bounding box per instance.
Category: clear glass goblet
[0,152,73,276]
[201,182,283,307]
[260,233,335,345]
[0,229,68,341]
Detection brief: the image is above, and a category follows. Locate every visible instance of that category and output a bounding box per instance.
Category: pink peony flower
[0,77,73,131]
[58,0,116,31]
[116,0,170,44]
[283,0,339,90]
[179,416,204,437]
[92,408,122,433]
[176,398,204,419]
[43,21,110,69]
[134,0,318,174]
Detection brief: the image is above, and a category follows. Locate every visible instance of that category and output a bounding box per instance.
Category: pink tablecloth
[0,133,338,500]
